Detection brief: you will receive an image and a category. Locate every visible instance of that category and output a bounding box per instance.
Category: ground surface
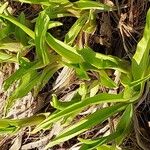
[0,0,150,150]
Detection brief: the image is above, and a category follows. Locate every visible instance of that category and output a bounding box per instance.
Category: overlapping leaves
[0,1,150,150]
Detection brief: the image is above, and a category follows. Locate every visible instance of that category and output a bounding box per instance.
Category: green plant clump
[0,0,150,150]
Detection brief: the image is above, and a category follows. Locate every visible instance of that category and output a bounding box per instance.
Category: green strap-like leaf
[3,60,39,90]
[73,1,112,11]
[132,8,150,80]
[33,92,133,133]
[48,21,63,29]
[35,11,50,65]
[4,70,40,113]
[0,114,46,134]
[0,2,8,14]
[46,33,83,63]
[15,12,28,45]
[79,104,133,150]
[45,5,74,19]
[51,93,81,110]
[15,0,69,5]
[45,103,127,149]
[65,13,88,45]
[0,51,17,63]
[0,14,35,39]
[115,104,133,145]
[14,0,51,6]
[83,10,97,34]
[0,40,23,53]
[34,63,62,95]
[75,64,90,80]
[99,70,117,88]
[97,145,116,150]
[78,47,129,74]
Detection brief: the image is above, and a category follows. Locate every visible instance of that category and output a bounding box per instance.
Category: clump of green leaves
[0,0,150,150]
